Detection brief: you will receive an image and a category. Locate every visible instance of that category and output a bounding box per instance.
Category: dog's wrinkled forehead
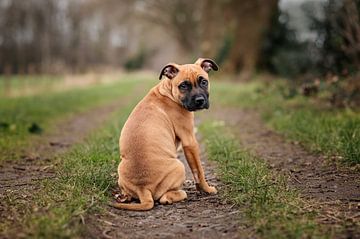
[159,58,218,81]
[177,64,206,81]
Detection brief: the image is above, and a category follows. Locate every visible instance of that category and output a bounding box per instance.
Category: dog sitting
[112,58,218,211]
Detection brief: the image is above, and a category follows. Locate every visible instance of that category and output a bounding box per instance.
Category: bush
[259,9,315,78]
[311,0,360,75]
[124,49,147,71]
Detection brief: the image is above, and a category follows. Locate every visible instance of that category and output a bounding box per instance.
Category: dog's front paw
[205,186,217,194]
[196,183,217,194]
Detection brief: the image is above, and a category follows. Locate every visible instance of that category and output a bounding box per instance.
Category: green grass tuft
[339,119,360,165]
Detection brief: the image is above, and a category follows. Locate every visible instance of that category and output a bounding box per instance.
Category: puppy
[112,58,218,210]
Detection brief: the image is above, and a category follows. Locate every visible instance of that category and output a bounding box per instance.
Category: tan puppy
[112,58,218,211]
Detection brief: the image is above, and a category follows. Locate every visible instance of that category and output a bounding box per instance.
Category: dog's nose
[195,95,205,106]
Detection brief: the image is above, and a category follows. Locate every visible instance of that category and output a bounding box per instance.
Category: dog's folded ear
[159,63,179,80]
[195,58,219,73]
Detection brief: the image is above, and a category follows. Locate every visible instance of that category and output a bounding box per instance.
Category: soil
[84,150,246,239]
[204,107,360,238]
[0,100,122,238]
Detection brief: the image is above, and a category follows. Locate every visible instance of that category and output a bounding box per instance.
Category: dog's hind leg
[110,189,154,211]
[159,190,187,205]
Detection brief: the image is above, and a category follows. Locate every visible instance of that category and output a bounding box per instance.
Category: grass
[0,73,119,98]
[199,121,332,238]
[0,80,151,238]
[0,74,152,162]
[0,75,63,96]
[210,78,360,165]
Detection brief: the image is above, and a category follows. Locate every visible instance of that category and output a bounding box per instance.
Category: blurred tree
[0,0,279,76]
[195,0,278,79]
[139,0,279,78]
[221,0,278,80]
[0,0,138,74]
[0,0,58,74]
[259,7,314,78]
[312,0,360,74]
[140,0,202,54]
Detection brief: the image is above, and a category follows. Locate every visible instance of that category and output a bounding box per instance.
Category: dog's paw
[114,193,132,203]
[205,186,217,194]
[196,183,217,194]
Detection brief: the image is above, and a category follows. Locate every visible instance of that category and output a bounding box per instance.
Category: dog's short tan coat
[112,58,218,211]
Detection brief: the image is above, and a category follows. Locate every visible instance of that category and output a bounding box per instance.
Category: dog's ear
[159,63,179,80]
[195,58,219,73]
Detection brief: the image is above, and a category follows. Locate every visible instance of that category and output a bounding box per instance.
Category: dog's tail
[110,189,154,211]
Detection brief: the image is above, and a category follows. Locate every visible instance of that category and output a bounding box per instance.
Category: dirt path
[0,99,124,237]
[84,148,245,239]
[0,92,247,239]
[2,95,358,238]
[206,107,360,238]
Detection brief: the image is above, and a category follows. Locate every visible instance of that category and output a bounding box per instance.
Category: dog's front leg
[182,136,217,194]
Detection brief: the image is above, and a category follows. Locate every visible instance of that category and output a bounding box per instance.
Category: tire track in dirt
[0,97,131,238]
[205,107,360,239]
[84,144,246,239]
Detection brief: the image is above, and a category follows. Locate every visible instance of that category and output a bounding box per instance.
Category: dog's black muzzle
[183,94,209,111]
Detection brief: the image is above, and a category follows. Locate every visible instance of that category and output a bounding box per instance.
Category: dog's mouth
[182,97,210,112]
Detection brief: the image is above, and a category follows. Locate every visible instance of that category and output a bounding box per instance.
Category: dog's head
[159,58,219,111]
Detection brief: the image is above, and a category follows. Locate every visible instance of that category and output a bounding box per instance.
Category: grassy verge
[211,79,360,165]
[0,75,63,96]
[0,81,150,238]
[199,121,332,238]
[0,74,152,162]
[0,74,118,98]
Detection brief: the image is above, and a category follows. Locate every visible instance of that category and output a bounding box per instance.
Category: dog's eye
[179,82,189,90]
[199,79,208,88]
